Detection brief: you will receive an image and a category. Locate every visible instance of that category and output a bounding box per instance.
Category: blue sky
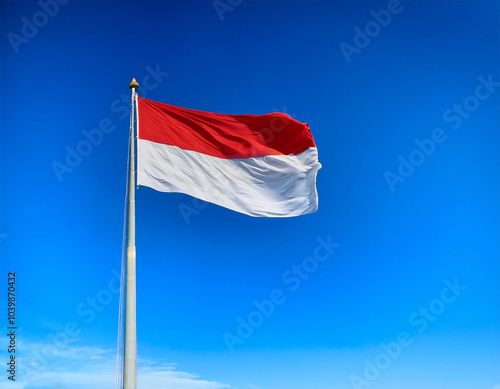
[1,0,499,388]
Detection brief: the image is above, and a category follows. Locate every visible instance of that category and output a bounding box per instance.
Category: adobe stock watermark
[349,277,467,389]
[7,0,71,54]
[18,269,121,384]
[51,64,169,182]
[384,73,500,192]
[340,0,411,64]
[213,0,243,22]
[222,235,340,353]
[178,107,297,224]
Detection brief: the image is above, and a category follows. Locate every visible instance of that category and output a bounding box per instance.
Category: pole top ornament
[129,78,139,90]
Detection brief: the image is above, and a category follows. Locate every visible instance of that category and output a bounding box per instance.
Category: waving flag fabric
[136,96,321,217]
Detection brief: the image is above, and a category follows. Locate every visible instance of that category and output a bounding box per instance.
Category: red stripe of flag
[137,97,316,159]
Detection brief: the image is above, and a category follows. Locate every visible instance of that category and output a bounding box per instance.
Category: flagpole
[124,78,139,389]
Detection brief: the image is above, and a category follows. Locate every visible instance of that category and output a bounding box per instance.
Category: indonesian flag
[136,97,321,217]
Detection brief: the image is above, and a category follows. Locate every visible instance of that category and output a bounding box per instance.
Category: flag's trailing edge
[136,96,321,217]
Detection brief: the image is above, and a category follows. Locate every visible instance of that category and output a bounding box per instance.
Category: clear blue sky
[1,1,499,388]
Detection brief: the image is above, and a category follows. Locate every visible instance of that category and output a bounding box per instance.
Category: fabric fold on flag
[137,96,321,217]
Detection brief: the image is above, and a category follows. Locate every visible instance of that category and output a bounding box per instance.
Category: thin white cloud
[245,383,261,389]
[10,338,229,389]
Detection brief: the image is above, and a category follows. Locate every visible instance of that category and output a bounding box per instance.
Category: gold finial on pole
[129,78,139,90]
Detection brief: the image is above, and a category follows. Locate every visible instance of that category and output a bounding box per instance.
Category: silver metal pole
[124,78,139,389]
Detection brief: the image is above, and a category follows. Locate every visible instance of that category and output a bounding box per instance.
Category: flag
[136,96,321,217]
